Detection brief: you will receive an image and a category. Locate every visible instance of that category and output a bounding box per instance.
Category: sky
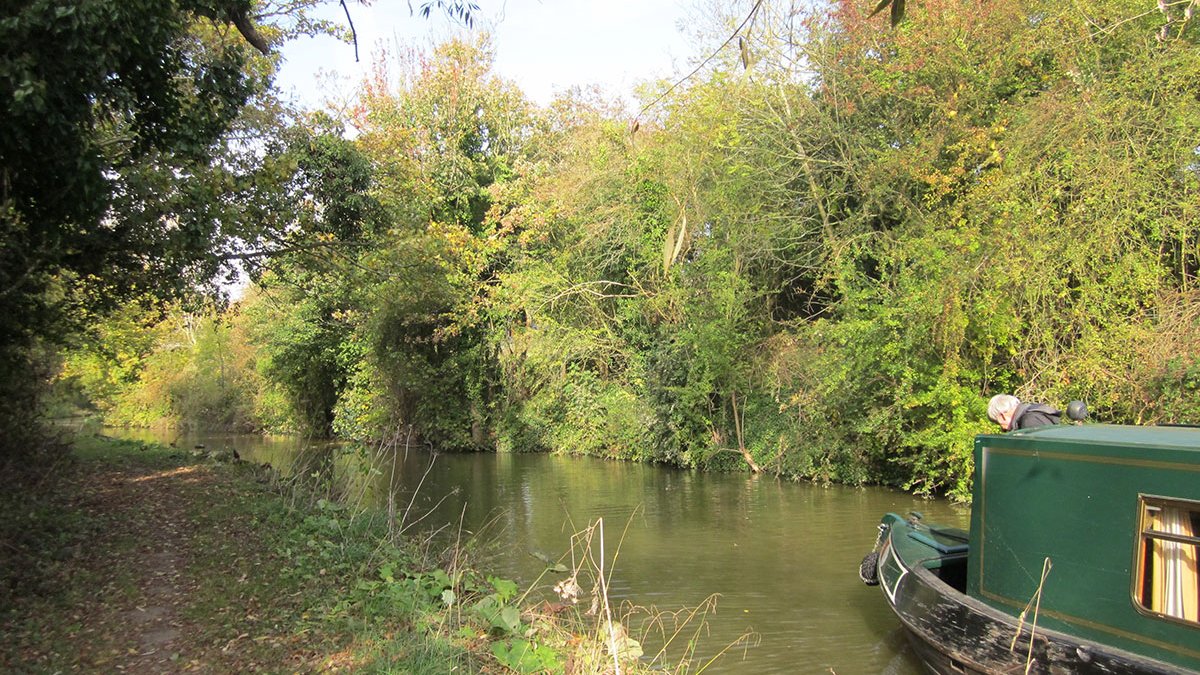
[273,0,705,111]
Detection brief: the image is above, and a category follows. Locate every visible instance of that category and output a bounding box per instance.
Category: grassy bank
[0,435,688,673]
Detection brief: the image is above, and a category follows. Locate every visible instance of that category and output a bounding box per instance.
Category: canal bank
[0,435,652,673]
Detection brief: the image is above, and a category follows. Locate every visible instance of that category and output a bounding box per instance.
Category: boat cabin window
[1135,496,1200,624]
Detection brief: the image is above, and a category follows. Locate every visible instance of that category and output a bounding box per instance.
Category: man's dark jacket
[1013,402,1061,430]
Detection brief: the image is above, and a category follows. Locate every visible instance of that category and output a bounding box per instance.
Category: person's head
[987,394,1021,430]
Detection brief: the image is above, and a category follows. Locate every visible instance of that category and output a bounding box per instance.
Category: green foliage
[61,306,267,431]
[491,638,563,674]
[0,0,252,360]
[244,285,352,436]
[0,0,344,461]
[1141,357,1200,424]
[480,0,1198,496]
[232,122,392,436]
[473,596,523,635]
[57,300,166,414]
[49,0,1200,501]
[332,37,539,448]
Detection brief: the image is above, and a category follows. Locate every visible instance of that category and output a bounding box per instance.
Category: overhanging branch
[219,239,368,262]
[230,6,270,54]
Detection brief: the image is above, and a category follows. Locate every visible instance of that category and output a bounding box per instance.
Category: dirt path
[3,446,378,674]
[79,463,208,673]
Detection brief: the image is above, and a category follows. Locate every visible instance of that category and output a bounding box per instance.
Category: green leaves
[415,1,480,27]
[469,576,528,635]
[490,638,562,674]
[474,598,522,634]
[487,576,519,602]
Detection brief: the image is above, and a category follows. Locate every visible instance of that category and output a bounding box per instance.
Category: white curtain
[1149,506,1199,622]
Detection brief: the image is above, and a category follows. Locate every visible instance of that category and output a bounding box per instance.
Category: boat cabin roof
[977,423,1200,456]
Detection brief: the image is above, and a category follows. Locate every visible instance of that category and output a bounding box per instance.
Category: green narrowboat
[861,423,1200,674]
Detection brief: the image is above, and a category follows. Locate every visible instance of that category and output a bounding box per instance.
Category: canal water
[111,429,970,673]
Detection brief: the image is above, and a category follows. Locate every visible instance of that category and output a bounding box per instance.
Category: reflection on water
[108,428,970,674]
[108,427,340,479]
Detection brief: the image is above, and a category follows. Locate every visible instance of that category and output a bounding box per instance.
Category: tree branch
[340,0,359,62]
[219,239,368,262]
[230,6,270,54]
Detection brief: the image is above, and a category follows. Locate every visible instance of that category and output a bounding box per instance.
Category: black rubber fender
[859,550,880,586]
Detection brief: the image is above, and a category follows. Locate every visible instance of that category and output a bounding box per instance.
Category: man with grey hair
[987,394,1062,431]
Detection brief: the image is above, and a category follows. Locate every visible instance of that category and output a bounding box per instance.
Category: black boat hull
[875,533,1193,675]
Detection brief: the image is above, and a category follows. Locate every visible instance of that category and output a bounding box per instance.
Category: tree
[0,0,336,463]
[339,36,538,448]
[234,115,389,436]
